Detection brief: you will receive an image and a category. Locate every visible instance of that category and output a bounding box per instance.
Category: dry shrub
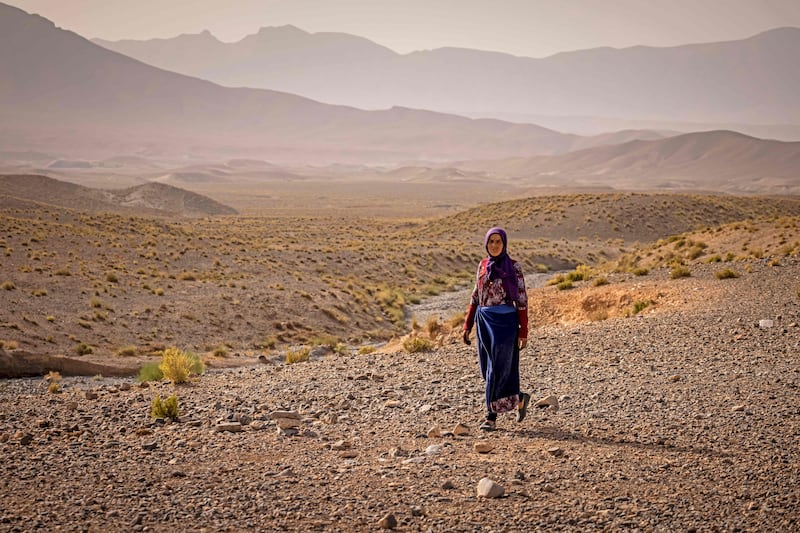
[286,346,311,364]
[151,394,179,420]
[403,336,433,353]
[159,347,204,384]
[715,268,740,279]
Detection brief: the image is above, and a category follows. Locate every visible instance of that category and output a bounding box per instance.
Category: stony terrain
[1,258,798,532]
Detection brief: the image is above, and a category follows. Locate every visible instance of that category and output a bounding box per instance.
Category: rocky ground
[1,258,798,532]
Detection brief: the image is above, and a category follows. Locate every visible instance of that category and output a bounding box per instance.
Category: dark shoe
[479,419,496,431]
[517,392,531,423]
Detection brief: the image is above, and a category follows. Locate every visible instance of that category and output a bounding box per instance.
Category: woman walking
[463,227,530,431]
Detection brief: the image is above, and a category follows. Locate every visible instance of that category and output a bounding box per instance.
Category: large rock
[0,349,139,378]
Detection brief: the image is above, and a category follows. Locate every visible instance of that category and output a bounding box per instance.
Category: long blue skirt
[476,304,520,413]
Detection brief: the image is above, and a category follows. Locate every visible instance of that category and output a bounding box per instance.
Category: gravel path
[1,259,798,532]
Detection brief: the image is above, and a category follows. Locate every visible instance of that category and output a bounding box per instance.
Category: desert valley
[1,2,799,532]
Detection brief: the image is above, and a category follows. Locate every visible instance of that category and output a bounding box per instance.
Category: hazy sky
[7,0,800,57]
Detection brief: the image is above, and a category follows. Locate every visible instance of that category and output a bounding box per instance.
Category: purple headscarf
[484,227,519,301]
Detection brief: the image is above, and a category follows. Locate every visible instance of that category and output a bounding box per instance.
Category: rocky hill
[0,175,237,216]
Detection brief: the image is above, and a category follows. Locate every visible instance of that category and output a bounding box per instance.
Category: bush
[670,266,691,279]
[286,346,311,364]
[592,277,609,287]
[75,343,93,355]
[425,316,442,337]
[556,280,574,290]
[715,268,740,279]
[631,300,652,315]
[115,345,138,357]
[358,345,377,355]
[159,347,204,384]
[151,394,179,420]
[403,336,433,353]
[211,345,229,357]
[1,281,15,290]
[137,362,163,382]
[631,267,649,276]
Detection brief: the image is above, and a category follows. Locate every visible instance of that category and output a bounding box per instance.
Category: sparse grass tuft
[115,345,138,357]
[1,281,16,290]
[670,266,691,279]
[211,345,229,358]
[75,343,93,355]
[403,336,433,353]
[631,267,649,276]
[150,394,179,420]
[592,277,609,287]
[286,346,311,364]
[424,316,442,337]
[358,345,377,355]
[715,268,740,279]
[631,300,653,315]
[556,280,574,290]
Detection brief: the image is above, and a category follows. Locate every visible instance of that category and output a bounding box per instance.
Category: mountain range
[3,2,642,165]
[93,25,800,133]
[0,2,798,193]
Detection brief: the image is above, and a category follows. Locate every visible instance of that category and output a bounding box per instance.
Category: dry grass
[0,192,797,359]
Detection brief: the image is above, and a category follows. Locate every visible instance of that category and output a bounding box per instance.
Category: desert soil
[1,258,799,532]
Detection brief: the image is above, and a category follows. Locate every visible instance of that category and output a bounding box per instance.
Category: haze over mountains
[93,25,800,139]
[0,2,798,194]
[0,3,603,165]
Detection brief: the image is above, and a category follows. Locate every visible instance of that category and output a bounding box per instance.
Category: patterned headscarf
[484,227,519,301]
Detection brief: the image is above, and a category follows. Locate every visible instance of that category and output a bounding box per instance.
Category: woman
[463,227,530,431]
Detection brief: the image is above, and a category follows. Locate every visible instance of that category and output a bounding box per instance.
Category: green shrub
[403,336,433,353]
[137,362,163,382]
[151,394,179,420]
[631,300,652,315]
[592,277,609,287]
[715,268,740,279]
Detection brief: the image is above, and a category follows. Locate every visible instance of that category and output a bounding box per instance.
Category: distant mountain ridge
[455,131,800,194]
[0,175,238,216]
[94,25,800,126]
[3,3,622,164]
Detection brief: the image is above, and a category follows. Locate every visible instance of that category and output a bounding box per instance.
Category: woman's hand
[462,330,472,345]
[518,338,528,350]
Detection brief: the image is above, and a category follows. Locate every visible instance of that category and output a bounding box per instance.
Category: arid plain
[1,170,799,531]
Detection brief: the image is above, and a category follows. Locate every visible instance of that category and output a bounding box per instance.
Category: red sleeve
[463,303,477,332]
[517,307,528,339]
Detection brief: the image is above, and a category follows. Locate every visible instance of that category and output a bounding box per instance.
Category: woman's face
[486,233,504,257]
